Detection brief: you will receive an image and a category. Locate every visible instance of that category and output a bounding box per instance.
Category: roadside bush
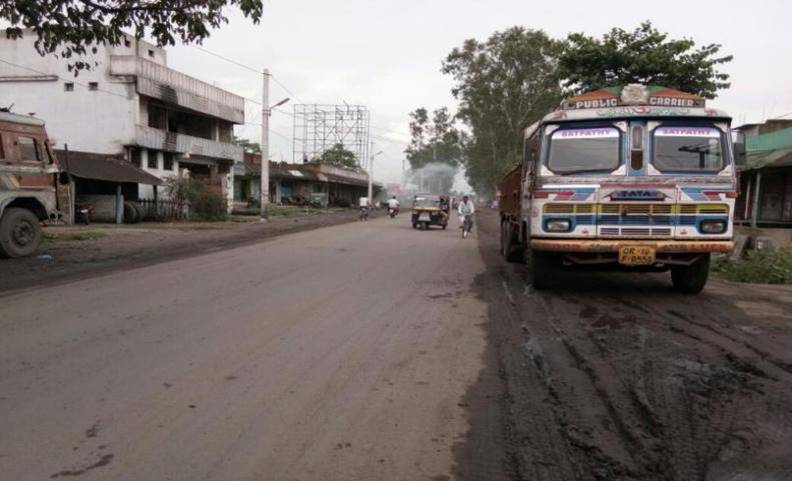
[712,248,792,284]
[166,177,228,222]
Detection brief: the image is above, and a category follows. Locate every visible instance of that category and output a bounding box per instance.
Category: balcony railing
[110,56,244,124]
[135,125,243,163]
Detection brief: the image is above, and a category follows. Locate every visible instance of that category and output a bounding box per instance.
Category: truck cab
[500,85,736,293]
[0,110,62,258]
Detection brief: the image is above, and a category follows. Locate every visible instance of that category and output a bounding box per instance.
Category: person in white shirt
[387,196,400,209]
[359,196,370,221]
[458,195,475,231]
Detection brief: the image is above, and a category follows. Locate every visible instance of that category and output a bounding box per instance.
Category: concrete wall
[0,33,143,154]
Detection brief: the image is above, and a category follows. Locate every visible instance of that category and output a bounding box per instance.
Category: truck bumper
[530,239,734,254]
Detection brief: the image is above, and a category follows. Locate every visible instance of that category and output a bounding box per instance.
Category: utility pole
[260,68,270,221]
[259,69,290,221]
[368,144,383,205]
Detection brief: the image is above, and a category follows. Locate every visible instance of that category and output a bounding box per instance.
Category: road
[2,211,792,480]
[0,213,508,481]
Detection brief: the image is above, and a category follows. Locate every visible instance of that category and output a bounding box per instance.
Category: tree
[558,21,732,99]
[1,1,263,73]
[442,27,563,196]
[404,107,464,194]
[319,144,358,170]
[233,136,261,154]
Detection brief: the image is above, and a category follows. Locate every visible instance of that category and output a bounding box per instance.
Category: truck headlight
[545,219,571,232]
[700,219,727,234]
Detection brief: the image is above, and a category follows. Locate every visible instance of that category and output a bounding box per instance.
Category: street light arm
[271,98,290,109]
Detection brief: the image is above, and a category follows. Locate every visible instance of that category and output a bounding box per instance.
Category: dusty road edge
[0,210,380,298]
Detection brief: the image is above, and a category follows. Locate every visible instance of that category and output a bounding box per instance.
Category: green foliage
[405,107,462,194]
[166,177,228,222]
[442,27,563,196]
[712,249,792,284]
[233,136,262,154]
[558,21,732,99]
[319,143,359,170]
[1,0,263,74]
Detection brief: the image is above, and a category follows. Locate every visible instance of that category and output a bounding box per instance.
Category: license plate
[618,246,656,265]
[418,213,430,221]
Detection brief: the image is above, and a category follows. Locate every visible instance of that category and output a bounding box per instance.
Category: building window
[163,152,174,171]
[147,151,158,170]
[18,136,40,161]
[0,135,5,160]
[88,82,98,91]
[148,49,155,58]
[123,38,131,47]
[64,82,74,92]
[130,148,141,167]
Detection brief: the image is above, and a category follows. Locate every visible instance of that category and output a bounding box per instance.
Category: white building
[0,30,244,206]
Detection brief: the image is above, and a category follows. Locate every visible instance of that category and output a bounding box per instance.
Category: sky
[164,0,792,186]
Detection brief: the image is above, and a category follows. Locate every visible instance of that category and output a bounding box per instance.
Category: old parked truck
[499,85,737,293]
[0,110,63,258]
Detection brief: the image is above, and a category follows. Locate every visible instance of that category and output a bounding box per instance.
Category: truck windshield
[652,126,725,172]
[547,127,621,174]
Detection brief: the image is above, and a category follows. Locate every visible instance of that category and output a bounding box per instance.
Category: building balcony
[110,55,244,124]
[134,125,243,163]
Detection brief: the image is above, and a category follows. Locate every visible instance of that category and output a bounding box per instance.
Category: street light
[368,149,383,205]
[259,66,289,221]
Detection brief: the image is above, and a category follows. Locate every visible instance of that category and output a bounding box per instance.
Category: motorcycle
[387,207,399,218]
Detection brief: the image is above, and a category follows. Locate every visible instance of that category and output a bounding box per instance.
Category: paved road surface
[0,215,506,481]
[3,210,792,481]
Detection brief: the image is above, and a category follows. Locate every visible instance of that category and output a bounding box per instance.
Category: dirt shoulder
[459,209,792,480]
[0,208,376,295]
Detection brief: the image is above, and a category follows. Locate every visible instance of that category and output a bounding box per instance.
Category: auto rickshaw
[411,194,448,230]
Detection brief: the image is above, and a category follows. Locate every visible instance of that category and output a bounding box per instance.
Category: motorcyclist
[458,195,475,232]
[387,196,400,213]
[359,196,370,221]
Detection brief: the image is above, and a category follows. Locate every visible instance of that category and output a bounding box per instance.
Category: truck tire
[528,250,556,290]
[671,254,710,294]
[503,222,524,263]
[0,208,43,258]
[132,202,146,222]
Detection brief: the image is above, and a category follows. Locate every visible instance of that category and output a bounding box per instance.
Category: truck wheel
[503,222,524,263]
[528,250,556,290]
[671,254,710,294]
[0,208,43,258]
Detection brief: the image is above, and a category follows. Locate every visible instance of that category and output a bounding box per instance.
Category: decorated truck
[499,85,736,293]
[0,110,63,258]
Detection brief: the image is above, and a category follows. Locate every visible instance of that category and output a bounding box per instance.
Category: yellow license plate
[618,246,656,265]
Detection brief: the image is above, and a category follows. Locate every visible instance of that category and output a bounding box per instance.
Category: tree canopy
[233,136,261,154]
[441,27,563,196]
[404,107,463,194]
[319,144,359,171]
[558,21,732,99]
[1,0,263,73]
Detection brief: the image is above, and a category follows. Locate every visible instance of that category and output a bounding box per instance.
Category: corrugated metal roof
[58,151,163,185]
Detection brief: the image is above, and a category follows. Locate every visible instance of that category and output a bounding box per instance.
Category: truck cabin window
[652,126,724,172]
[18,136,40,162]
[547,127,620,174]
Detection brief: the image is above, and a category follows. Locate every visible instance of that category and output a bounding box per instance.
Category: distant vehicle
[0,111,63,258]
[499,85,737,293]
[411,194,447,230]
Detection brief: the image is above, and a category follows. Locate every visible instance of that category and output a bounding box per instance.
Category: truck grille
[600,227,672,237]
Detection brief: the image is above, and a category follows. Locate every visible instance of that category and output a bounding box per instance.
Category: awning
[58,150,163,185]
[744,148,792,171]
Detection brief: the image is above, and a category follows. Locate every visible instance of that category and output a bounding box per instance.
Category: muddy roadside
[0,208,378,295]
[453,209,792,481]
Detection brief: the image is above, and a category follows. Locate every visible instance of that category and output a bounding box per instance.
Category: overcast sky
[165,0,792,185]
